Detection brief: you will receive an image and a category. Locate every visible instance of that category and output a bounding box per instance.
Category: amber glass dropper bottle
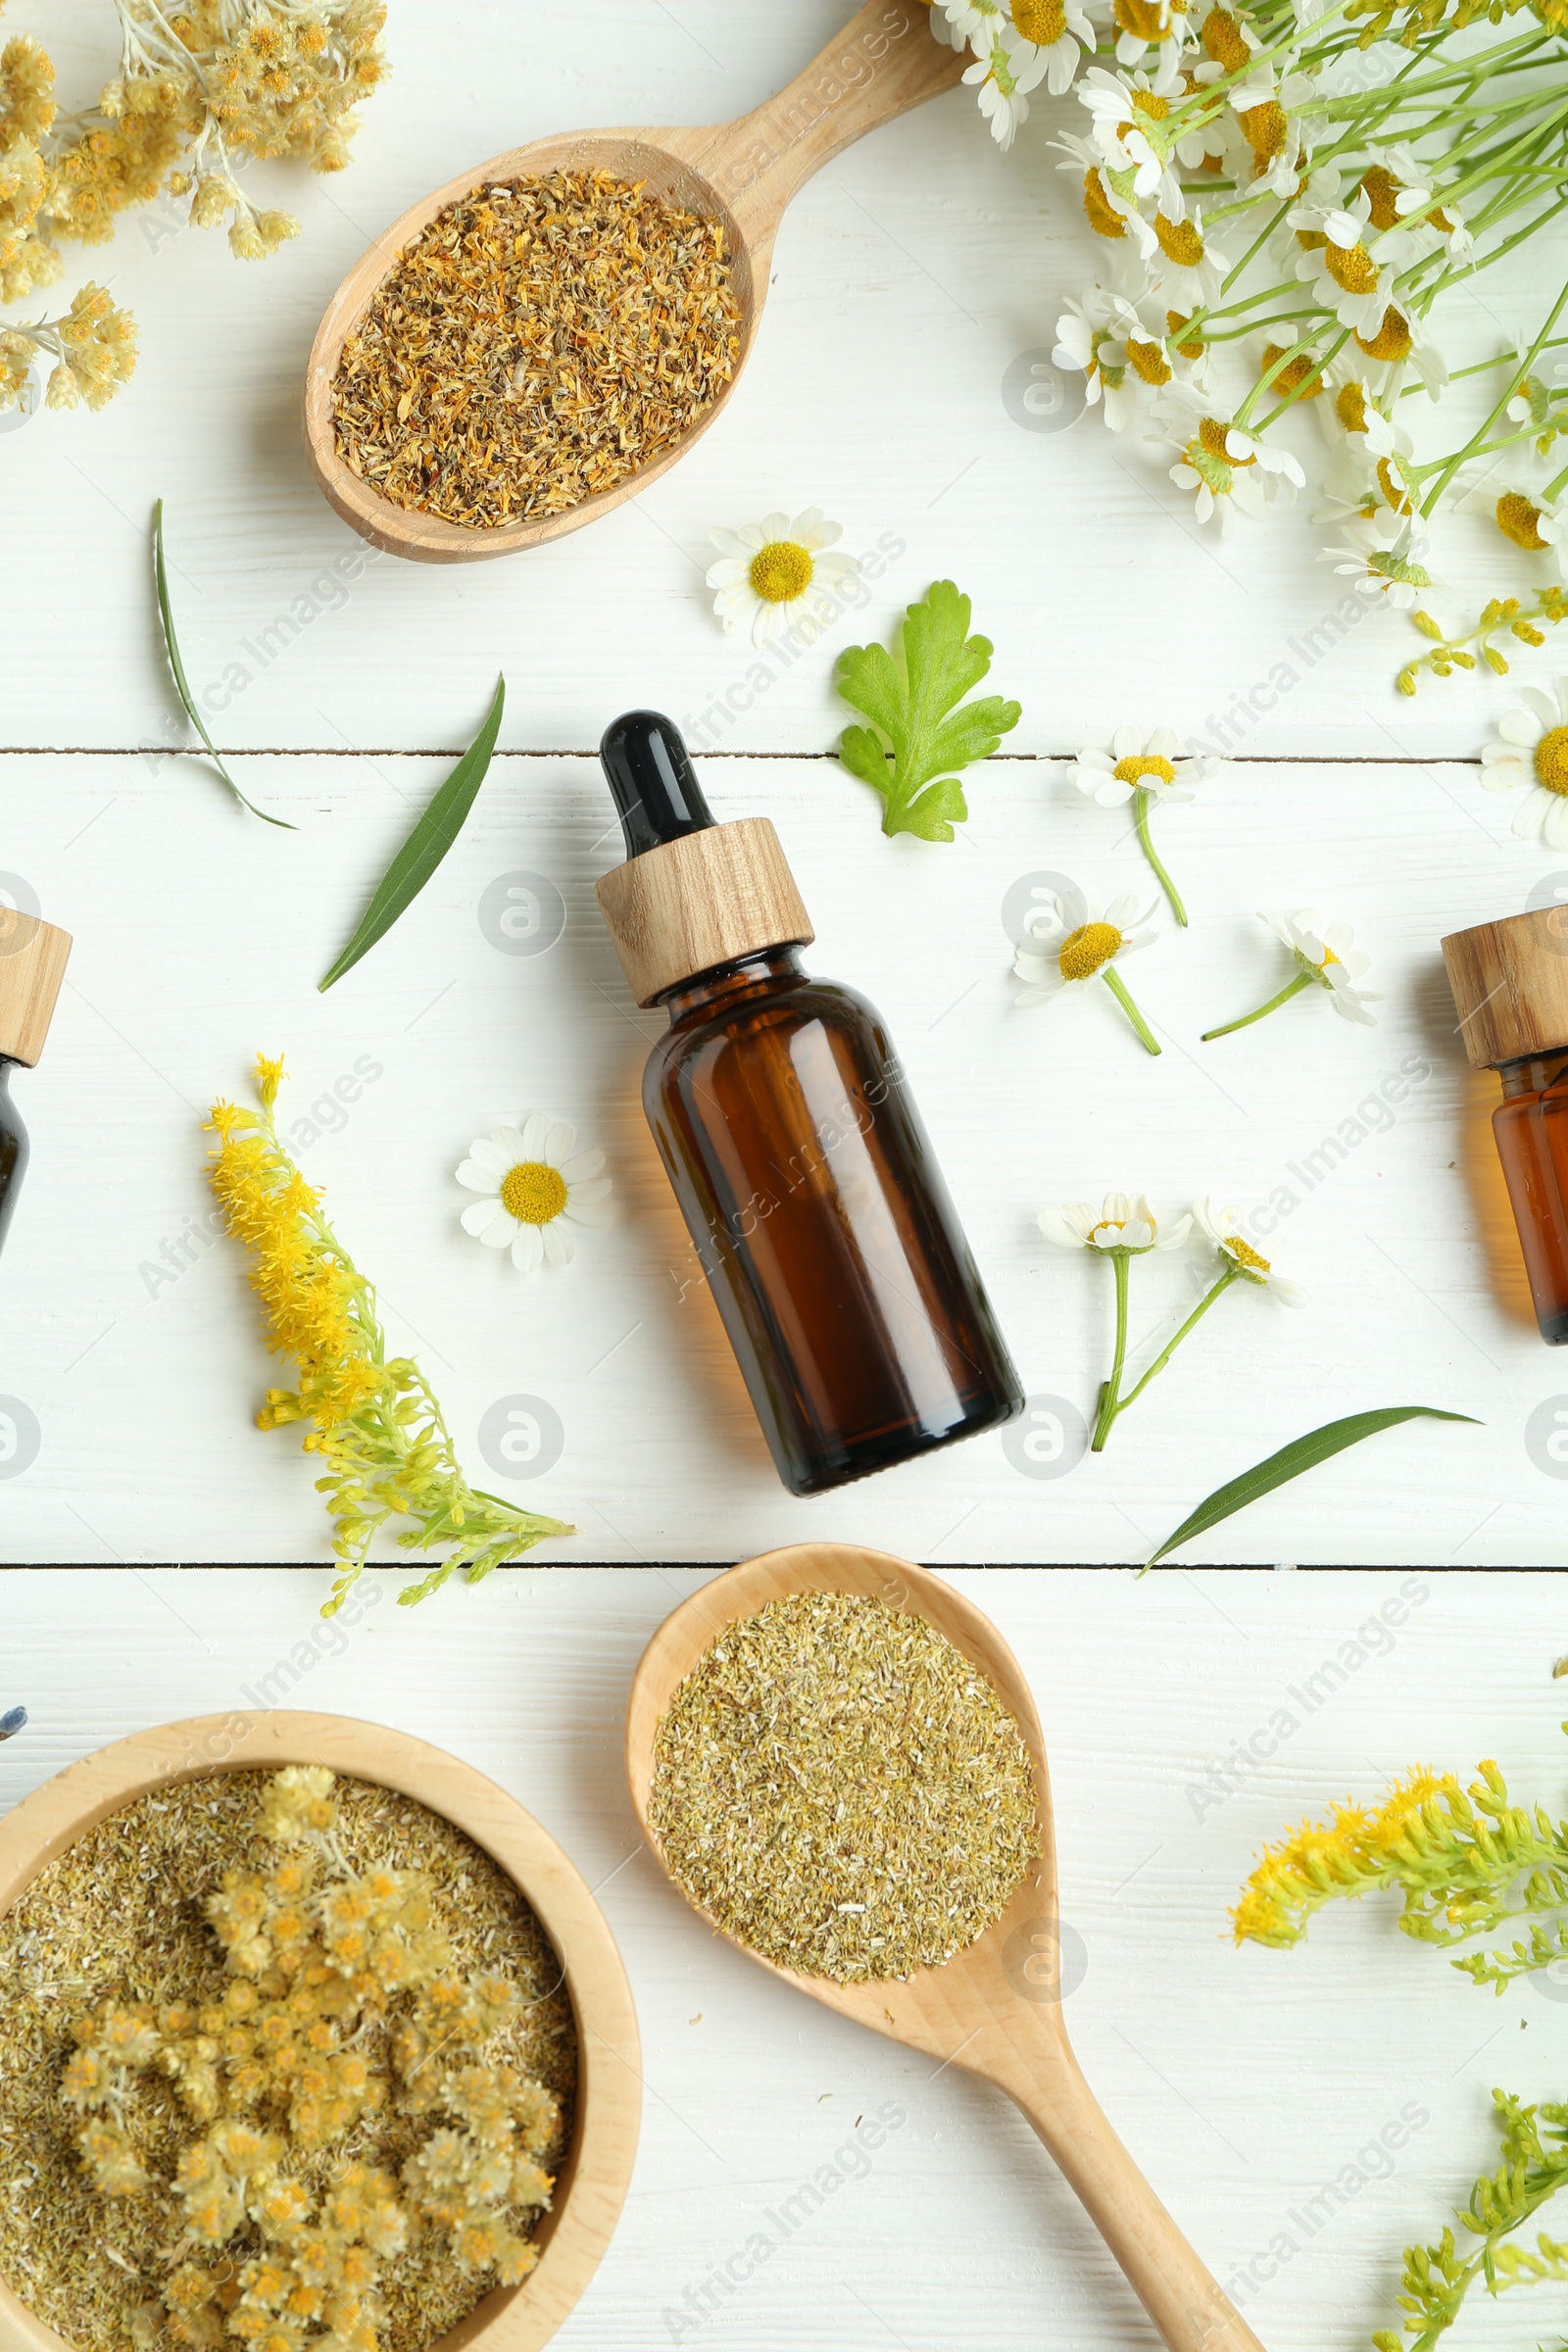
[0,909,72,1263]
[595,710,1024,1495]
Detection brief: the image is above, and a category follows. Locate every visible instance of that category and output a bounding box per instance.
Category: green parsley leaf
[835,580,1020,843]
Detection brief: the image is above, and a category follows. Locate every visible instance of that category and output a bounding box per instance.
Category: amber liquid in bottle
[1493,1054,1568,1343]
[600,712,1024,1495]
[0,1057,27,1261]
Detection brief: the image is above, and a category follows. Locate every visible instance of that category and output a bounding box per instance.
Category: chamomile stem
[1102,966,1161,1055]
[1134,790,1188,927]
[1107,1266,1243,1428]
[1091,1251,1132,1454]
[1201,968,1314,1040]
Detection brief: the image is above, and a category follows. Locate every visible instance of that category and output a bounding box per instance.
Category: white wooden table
[5,4,1568,2344]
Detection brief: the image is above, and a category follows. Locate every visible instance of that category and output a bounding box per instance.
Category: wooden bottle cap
[596,818,813,1008]
[0,911,72,1067]
[1442,906,1568,1068]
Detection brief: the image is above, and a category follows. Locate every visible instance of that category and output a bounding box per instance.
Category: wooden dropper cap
[0,910,72,1067]
[594,710,813,1007]
[1442,905,1568,1068]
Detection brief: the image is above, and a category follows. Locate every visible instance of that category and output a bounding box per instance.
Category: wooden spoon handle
[997,2045,1266,2351]
[722,2,966,246]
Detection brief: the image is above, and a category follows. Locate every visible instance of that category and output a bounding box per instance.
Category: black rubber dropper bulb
[599,710,715,858]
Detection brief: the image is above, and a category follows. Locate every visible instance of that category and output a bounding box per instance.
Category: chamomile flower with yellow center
[1320,513,1434,610]
[1147,203,1229,307]
[1203,909,1377,1038]
[1193,1198,1306,1304]
[1009,0,1096,94]
[1189,0,1260,79]
[1052,135,1159,256]
[1054,287,1170,427]
[1108,0,1193,71]
[1287,190,1391,337]
[456,1115,612,1276]
[1480,681,1568,848]
[963,24,1050,149]
[1077,63,1188,216]
[707,510,862,653]
[1072,724,1217,924]
[1040,1192,1193,1253]
[1013,886,1162,1054]
[1228,69,1314,196]
[1161,393,1304,535]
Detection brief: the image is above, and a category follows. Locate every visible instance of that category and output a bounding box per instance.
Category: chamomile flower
[963,24,1050,148]
[1189,0,1260,78]
[1288,190,1392,337]
[1072,724,1216,922]
[1162,392,1304,534]
[707,510,862,652]
[456,1115,612,1276]
[1352,298,1446,399]
[1054,287,1172,427]
[1228,69,1315,195]
[1013,886,1162,1053]
[1320,513,1434,609]
[1054,135,1159,256]
[1146,203,1230,306]
[1106,0,1192,70]
[1480,682,1568,847]
[1193,1198,1306,1303]
[1040,1192,1193,1252]
[1009,0,1097,92]
[1316,358,1405,457]
[1078,64,1188,217]
[1203,909,1377,1038]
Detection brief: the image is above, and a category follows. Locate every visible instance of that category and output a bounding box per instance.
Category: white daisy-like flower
[964,25,1050,150]
[1315,358,1406,458]
[707,510,862,653]
[1078,64,1188,217]
[1146,203,1231,307]
[1072,724,1214,807]
[1014,886,1162,1053]
[1355,146,1474,269]
[1319,513,1434,609]
[1160,391,1304,535]
[1480,682,1568,848]
[1054,286,1174,428]
[1352,298,1446,401]
[1288,190,1392,337]
[1488,491,1568,584]
[1203,908,1377,1039]
[1264,909,1378,1021]
[1188,0,1260,80]
[1105,0,1193,70]
[1053,134,1159,258]
[1193,1198,1306,1305]
[1009,0,1097,92]
[1228,69,1316,196]
[1312,438,1417,529]
[940,0,1007,41]
[1041,1191,1193,1253]
[457,1115,612,1276]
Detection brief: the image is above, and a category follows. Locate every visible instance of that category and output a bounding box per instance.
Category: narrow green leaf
[318,674,506,991]
[152,498,296,830]
[1146,1406,1482,1569]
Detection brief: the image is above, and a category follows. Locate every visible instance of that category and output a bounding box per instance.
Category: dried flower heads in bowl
[0,1713,639,2352]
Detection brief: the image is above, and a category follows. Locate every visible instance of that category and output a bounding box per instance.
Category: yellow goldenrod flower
[207,1055,571,1611]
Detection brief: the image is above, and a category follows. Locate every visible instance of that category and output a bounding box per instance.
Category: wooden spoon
[304,4,966,563]
[625,1543,1268,2352]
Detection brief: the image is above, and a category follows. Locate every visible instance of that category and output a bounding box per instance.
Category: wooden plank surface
[3,1564,1564,2352]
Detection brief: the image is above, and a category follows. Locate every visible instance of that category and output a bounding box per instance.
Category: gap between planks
[0,748,1485,766]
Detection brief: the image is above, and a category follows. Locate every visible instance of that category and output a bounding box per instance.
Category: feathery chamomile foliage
[0,0,386,412]
[207,1056,571,1615]
[65,1767,560,2352]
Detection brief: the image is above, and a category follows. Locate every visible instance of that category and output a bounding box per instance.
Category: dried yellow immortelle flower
[0,0,387,412]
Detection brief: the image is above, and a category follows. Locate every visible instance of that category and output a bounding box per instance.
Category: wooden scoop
[304,4,966,563]
[625,1543,1268,2352]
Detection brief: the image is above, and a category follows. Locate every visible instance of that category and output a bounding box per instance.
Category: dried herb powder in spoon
[648,1591,1039,1982]
[331,168,740,527]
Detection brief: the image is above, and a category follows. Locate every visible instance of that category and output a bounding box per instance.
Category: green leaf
[835,579,1020,843]
[152,498,296,830]
[1146,1406,1481,1568]
[318,674,506,991]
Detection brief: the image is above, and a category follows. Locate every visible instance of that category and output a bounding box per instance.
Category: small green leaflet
[835,579,1021,843]
[319,675,506,991]
[1145,1406,1481,1568]
[152,498,295,830]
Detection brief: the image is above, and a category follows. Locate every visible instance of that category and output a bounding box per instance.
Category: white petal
[461,1198,500,1236]
[1110,723,1146,759]
[1544,795,1568,851]
[708,527,755,558]
[466,1136,511,1176]
[456,1160,499,1194]
[478,1204,520,1249]
[511,1224,544,1275]
[1513,792,1548,840]
[1497,708,1544,747]
[560,1149,606,1184]
[564,1195,614,1227]
[566,1175,613,1205]
[758,512,791,542]
[491,1125,527,1163]
[541,1219,573,1267]
[1147,725,1179,757]
[705,557,747,589]
[541,1120,575,1166]
[519,1111,553,1158]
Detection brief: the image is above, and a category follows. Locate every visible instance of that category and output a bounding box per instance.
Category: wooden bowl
[0,1711,640,2352]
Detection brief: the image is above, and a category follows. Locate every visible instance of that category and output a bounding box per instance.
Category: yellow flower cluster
[0,0,386,412]
[1235,1747,1568,1992]
[63,1769,560,2352]
[207,1058,570,1614]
